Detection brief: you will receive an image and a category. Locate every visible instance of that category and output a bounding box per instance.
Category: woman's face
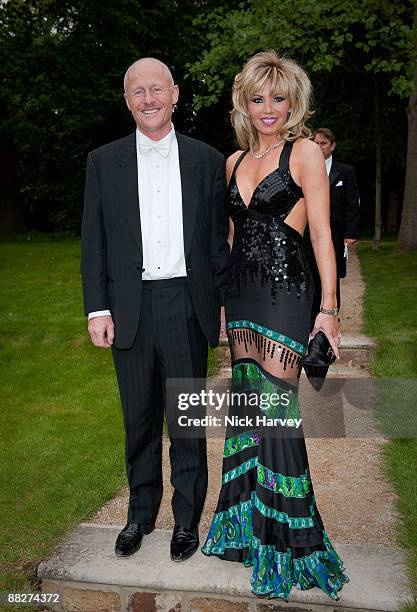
[246,79,290,139]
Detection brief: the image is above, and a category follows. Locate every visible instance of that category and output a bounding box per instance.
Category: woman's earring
[287,110,292,119]
[172,103,178,112]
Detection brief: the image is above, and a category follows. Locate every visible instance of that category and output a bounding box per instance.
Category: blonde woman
[202,51,348,601]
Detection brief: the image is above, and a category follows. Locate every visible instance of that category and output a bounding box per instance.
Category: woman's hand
[311,313,340,359]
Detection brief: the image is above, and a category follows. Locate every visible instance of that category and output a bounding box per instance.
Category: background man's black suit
[81,130,229,528]
[327,160,360,280]
[305,158,360,323]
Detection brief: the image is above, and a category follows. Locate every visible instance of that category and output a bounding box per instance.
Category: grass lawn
[0,236,218,600]
[359,240,417,609]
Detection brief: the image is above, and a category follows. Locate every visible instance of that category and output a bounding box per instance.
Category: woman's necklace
[251,139,284,160]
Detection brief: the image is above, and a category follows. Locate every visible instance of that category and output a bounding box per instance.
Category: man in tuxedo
[306,128,360,324]
[81,58,229,561]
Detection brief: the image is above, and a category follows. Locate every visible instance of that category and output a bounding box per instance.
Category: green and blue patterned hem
[221,454,311,500]
[202,493,349,601]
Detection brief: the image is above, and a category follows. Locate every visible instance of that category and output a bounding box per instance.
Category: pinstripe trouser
[112,277,208,528]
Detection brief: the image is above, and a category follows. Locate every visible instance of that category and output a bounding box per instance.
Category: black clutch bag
[301,331,336,391]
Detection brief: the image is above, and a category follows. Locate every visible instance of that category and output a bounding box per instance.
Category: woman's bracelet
[320,306,339,316]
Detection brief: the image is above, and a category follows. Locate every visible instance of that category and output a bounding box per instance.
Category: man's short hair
[313,127,336,143]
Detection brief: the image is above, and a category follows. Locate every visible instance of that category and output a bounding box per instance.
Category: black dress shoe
[115,522,154,557]
[170,525,199,562]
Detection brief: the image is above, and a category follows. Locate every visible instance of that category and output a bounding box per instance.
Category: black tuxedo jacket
[305,158,360,279]
[81,130,229,350]
[327,159,360,278]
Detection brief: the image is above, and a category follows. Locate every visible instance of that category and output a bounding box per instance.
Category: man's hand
[220,306,227,338]
[344,238,357,247]
[88,315,114,348]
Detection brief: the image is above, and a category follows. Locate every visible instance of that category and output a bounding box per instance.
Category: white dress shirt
[325,155,332,176]
[88,125,186,320]
[137,126,186,280]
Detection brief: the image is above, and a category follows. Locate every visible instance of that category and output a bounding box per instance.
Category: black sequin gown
[202,142,349,601]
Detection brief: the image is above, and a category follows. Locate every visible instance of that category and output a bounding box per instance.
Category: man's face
[124,61,179,140]
[313,133,336,159]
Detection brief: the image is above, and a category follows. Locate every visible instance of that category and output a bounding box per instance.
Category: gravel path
[90,247,401,547]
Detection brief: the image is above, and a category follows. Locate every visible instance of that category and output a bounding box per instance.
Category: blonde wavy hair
[231,50,313,150]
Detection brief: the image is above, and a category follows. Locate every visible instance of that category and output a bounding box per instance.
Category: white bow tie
[138,138,171,157]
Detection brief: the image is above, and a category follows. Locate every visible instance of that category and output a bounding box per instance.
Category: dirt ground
[90,247,401,547]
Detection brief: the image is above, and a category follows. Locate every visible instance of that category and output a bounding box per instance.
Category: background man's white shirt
[325,155,332,176]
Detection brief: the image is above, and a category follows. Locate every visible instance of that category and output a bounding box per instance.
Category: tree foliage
[0,0,414,238]
[1,1,162,228]
[0,0,231,230]
[188,0,415,107]
[187,0,415,245]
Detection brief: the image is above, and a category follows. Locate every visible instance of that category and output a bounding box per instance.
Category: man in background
[306,128,360,324]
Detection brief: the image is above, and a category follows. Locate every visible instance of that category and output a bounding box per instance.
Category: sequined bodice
[226,142,312,303]
[227,148,303,220]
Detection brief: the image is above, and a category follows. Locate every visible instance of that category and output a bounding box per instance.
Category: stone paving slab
[38,525,414,611]
[338,335,376,349]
